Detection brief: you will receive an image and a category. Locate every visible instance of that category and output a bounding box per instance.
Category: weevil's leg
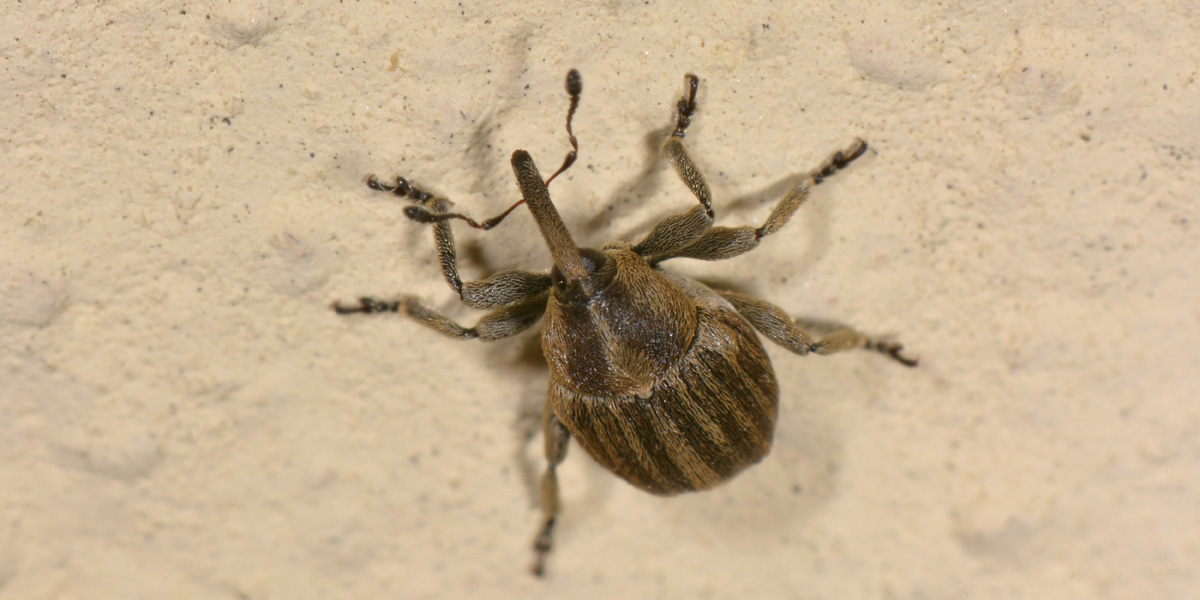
[333,290,549,342]
[461,271,552,309]
[364,175,552,308]
[632,74,717,260]
[650,139,868,264]
[365,175,466,295]
[532,408,571,577]
[717,290,918,367]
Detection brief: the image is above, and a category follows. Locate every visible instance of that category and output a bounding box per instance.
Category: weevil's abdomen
[549,305,779,495]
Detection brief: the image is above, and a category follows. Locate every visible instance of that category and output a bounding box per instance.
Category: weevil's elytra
[336,70,917,577]
[546,267,780,494]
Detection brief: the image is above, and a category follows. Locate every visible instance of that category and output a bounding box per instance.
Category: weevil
[335,71,917,576]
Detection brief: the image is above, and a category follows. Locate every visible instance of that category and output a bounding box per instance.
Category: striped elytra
[543,249,779,495]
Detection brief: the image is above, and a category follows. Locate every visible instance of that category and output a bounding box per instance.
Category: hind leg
[532,407,571,577]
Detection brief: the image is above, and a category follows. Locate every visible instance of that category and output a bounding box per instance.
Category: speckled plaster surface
[1,1,1197,599]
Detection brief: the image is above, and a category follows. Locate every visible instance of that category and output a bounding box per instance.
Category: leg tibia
[662,225,759,262]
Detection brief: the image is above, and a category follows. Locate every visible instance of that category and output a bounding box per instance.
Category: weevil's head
[549,246,615,304]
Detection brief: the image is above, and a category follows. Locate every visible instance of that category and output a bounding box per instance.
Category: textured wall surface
[2,1,1197,598]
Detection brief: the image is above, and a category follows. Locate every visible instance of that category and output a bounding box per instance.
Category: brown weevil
[335,70,918,576]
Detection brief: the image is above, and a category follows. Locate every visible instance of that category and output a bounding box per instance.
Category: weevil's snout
[550,247,611,302]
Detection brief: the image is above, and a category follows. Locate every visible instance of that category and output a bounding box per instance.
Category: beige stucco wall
[2,1,1197,598]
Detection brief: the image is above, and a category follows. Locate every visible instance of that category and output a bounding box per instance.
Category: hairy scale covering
[550,305,779,495]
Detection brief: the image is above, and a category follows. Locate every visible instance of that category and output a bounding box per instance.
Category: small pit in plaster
[845,31,942,91]
[0,267,67,327]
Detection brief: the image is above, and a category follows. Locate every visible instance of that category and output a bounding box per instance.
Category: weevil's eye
[550,265,567,292]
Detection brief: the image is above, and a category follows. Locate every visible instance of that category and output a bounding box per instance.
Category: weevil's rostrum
[336,71,917,576]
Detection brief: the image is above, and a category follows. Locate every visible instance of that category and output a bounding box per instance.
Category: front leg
[334,291,549,342]
[365,175,552,308]
[365,175,466,296]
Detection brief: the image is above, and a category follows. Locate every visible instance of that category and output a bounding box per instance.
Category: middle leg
[718,290,918,367]
[632,74,718,260]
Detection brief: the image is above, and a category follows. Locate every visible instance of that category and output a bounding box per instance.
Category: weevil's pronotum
[335,70,917,576]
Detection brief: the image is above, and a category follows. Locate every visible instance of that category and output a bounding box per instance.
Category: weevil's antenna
[401,69,583,232]
[672,73,699,137]
[545,69,582,186]
[401,199,525,231]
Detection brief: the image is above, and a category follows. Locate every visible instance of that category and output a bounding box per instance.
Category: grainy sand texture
[2,2,1197,599]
